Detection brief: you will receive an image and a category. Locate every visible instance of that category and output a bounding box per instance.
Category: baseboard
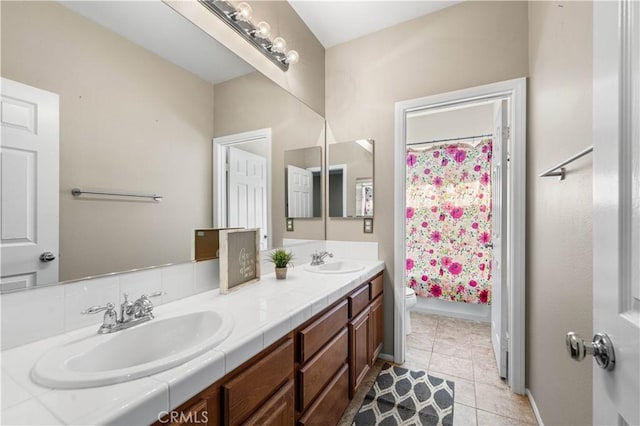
[378,353,394,362]
[413,297,491,323]
[526,388,544,426]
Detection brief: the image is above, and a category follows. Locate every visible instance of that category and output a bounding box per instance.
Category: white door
[591,2,640,424]
[490,100,508,378]
[287,165,313,218]
[0,78,59,291]
[228,146,268,250]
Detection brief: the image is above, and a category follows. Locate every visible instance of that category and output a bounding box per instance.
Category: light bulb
[272,36,287,53]
[254,21,271,39]
[285,50,299,65]
[234,2,252,22]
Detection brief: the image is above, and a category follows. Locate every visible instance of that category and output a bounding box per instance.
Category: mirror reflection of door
[227,146,268,250]
[286,165,313,217]
[1,78,60,291]
[213,130,271,251]
[284,146,322,219]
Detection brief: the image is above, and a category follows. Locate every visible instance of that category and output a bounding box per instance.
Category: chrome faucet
[310,251,333,266]
[81,291,165,334]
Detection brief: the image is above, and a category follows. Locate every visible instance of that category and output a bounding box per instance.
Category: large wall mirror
[328,139,374,218]
[0,1,325,291]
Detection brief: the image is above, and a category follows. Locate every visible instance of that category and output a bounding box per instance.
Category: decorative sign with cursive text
[219,228,261,294]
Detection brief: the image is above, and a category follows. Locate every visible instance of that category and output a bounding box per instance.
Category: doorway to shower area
[405,98,510,380]
[394,78,526,394]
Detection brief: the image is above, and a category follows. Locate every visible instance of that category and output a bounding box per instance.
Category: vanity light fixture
[199,0,299,71]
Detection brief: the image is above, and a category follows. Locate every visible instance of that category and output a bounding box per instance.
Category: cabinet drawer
[298,327,348,411]
[369,274,383,300]
[348,284,369,318]
[243,380,294,426]
[298,300,348,364]
[223,338,293,426]
[297,364,349,426]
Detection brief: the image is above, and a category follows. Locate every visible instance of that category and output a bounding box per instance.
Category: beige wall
[213,71,325,247]
[527,2,593,425]
[325,1,529,353]
[166,0,325,115]
[1,1,214,281]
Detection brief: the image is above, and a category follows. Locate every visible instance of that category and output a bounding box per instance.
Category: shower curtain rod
[407,133,493,146]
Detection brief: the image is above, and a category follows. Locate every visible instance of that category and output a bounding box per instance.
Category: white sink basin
[32,310,233,389]
[304,260,364,274]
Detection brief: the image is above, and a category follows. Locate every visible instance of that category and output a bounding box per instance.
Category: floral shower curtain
[405,139,493,304]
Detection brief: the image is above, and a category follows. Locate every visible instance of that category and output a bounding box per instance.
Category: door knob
[39,251,56,262]
[565,332,615,371]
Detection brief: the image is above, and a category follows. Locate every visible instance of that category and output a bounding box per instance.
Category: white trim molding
[526,388,545,426]
[394,77,527,394]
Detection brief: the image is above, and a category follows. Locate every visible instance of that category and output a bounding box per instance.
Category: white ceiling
[60,1,254,84]
[288,1,463,48]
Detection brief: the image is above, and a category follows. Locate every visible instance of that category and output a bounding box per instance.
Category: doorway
[213,128,271,250]
[394,78,526,394]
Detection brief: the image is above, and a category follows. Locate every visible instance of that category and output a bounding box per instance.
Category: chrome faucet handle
[134,291,165,318]
[81,302,115,315]
[81,302,117,333]
[310,251,333,266]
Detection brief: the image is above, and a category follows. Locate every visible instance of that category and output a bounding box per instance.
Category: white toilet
[405,287,417,334]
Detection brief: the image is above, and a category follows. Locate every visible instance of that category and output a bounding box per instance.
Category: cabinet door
[348,307,370,398]
[368,295,383,366]
[223,338,293,425]
[243,380,294,426]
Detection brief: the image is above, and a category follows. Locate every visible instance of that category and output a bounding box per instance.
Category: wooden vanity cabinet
[152,272,383,426]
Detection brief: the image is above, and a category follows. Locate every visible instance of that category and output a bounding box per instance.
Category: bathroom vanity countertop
[0,259,385,425]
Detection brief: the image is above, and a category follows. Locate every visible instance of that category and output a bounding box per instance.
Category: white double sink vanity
[1,255,384,425]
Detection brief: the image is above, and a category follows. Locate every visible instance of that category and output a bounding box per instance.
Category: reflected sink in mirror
[304,260,365,274]
[31,311,233,389]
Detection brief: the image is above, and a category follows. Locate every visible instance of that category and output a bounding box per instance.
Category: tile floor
[339,311,538,426]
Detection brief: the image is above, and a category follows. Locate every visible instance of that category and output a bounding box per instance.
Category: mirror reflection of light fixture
[199,0,300,71]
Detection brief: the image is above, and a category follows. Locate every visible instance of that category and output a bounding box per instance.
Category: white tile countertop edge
[0,260,385,425]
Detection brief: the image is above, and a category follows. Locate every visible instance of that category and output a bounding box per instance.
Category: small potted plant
[268,249,294,280]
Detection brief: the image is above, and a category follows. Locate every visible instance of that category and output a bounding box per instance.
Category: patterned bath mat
[353,363,455,426]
